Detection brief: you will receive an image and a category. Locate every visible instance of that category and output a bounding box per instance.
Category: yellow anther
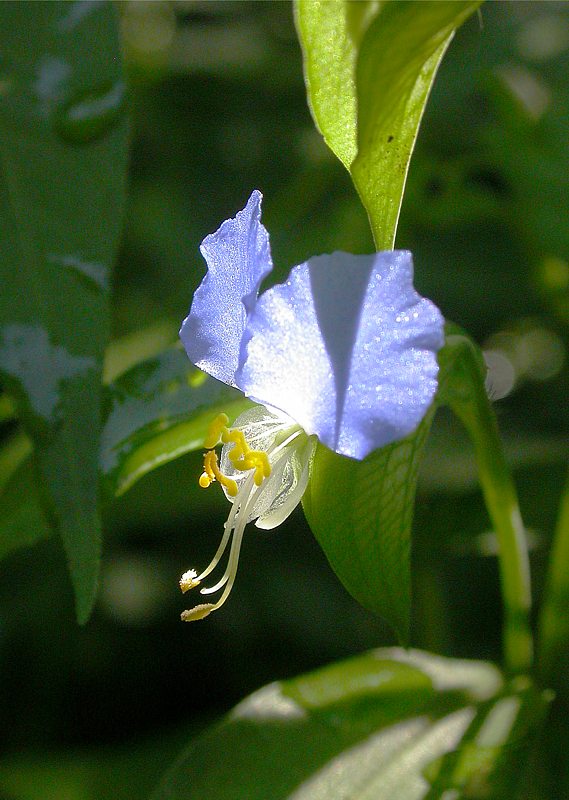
[198,449,238,496]
[223,479,239,497]
[199,413,272,497]
[250,451,271,479]
[204,413,230,449]
[181,603,215,622]
[227,429,249,462]
[198,450,217,488]
[231,457,255,470]
[199,472,212,488]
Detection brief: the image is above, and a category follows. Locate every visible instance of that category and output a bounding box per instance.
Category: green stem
[441,335,533,675]
[462,402,533,674]
[537,464,569,686]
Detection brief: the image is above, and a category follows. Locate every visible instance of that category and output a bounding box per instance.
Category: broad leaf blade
[0,2,129,621]
[296,1,481,248]
[101,347,252,497]
[153,648,548,800]
[294,0,381,169]
[352,1,480,247]
[302,409,435,642]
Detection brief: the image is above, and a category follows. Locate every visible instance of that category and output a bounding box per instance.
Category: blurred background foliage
[0,2,568,798]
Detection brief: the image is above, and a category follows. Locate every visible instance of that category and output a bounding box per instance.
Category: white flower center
[180,406,316,621]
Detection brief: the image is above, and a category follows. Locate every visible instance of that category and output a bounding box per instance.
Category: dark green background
[0,2,567,798]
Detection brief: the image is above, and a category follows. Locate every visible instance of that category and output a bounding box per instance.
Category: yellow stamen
[181,411,307,624]
[199,413,272,498]
[257,451,271,478]
[199,471,212,488]
[227,429,249,462]
[199,449,238,496]
[203,412,230,449]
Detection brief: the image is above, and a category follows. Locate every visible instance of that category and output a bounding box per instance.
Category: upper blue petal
[235,250,444,460]
[179,190,273,387]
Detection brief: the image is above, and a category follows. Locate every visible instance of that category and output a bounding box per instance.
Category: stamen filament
[195,524,232,583]
[201,471,256,591]
[184,471,258,615]
[268,429,302,459]
[210,520,246,611]
[199,573,228,595]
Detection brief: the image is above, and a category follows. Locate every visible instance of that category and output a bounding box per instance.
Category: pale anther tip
[181,603,215,622]
[180,569,201,593]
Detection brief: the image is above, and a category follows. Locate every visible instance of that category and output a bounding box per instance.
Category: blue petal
[179,190,273,387]
[236,251,444,460]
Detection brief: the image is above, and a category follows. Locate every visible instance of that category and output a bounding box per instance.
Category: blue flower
[178,190,444,621]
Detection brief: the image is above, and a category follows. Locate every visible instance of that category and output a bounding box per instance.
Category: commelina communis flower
[178,190,444,621]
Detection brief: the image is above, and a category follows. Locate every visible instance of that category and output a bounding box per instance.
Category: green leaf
[294,1,375,169]
[101,346,252,498]
[0,345,250,562]
[296,1,481,248]
[152,648,549,800]
[0,2,129,622]
[302,409,436,642]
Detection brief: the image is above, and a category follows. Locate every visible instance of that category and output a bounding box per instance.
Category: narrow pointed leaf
[0,1,129,621]
[294,0,375,169]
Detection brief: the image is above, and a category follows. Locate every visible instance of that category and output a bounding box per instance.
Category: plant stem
[466,404,533,675]
[441,336,533,675]
[537,464,569,686]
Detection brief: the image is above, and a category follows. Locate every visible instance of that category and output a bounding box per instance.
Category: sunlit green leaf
[296,1,481,248]
[352,1,480,248]
[294,0,376,169]
[303,409,436,642]
[153,648,548,800]
[101,346,252,498]
[0,1,129,621]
